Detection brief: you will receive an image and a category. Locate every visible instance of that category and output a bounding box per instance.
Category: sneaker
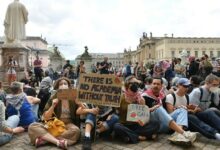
[82,137,92,150]
[57,139,68,150]
[183,131,197,143]
[35,137,47,148]
[168,132,191,146]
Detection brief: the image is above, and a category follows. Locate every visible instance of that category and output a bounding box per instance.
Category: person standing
[99,57,109,74]
[4,0,28,44]
[63,60,73,70]
[7,56,18,85]
[174,58,186,78]
[33,55,43,86]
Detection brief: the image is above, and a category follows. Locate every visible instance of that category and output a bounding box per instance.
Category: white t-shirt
[7,60,18,75]
[165,92,188,107]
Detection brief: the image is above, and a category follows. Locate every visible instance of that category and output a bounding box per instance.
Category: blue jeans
[170,108,188,128]
[0,115,20,145]
[196,108,220,132]
[150,106,173,133]
[188,114,217,139]
[113,120,159,144]
[85,113,119,131]
[31,104,39,121]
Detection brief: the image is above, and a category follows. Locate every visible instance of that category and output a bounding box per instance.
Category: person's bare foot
[13,127,25,134]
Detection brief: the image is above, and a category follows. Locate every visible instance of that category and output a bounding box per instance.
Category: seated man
[165,78,190,130]
[188,74,220,140]
[142,77,196,144]
[77,104,119,150]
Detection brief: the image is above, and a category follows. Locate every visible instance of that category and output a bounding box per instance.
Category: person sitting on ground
[142,77,196,145]
[20,79,41,121]
[37,70,53,116]
[113,76,159,144]
[188,74,220,140]
[78,104,119,150]
[28,77,81,149]
[5,82,37,129]
[187,75,202,94]
[164,78,197,142]
[0,101,24,145]
[20,79,37,97]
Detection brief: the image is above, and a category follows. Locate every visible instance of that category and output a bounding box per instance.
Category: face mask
[59,84,69,90]
[209,87,219,93]
[130,83,139,93]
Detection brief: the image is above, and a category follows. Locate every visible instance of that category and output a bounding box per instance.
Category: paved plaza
[1,132,220,150]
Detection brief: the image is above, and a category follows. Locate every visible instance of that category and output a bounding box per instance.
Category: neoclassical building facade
[76,52,124,70]
[124,32,220,64]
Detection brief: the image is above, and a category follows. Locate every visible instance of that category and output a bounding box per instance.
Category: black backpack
[199,87,220,109]
[162,93,189,110]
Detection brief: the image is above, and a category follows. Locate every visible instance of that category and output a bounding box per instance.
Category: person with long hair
[28,77,82,149]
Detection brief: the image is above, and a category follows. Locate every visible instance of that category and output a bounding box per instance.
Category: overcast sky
[1,0,220,59]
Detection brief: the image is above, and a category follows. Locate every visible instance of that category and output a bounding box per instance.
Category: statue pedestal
[80,46,93,73]
[83,58,92,73]
[0,43,30,82]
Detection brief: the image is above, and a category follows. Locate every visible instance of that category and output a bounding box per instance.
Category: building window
[171,51,175,58]
[210,51,213,58]
[195,51,198,58]
[187,51,190,56]
[202,51,206,55]
[218,51,220,57]
[179,50,182,54]
[149,54,151,58]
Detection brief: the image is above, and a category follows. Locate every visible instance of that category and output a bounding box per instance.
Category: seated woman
[113,76,160,144]
[28,77,81,149]
[5,82,36,128]
[0,101,24,145]
[78,104,119,150]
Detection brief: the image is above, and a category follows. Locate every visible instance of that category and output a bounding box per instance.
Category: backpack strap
[185,94,189,105]
[199,87,203,101]
[172,93,189,106]
[210,92,215,107]
[171,93,176,106]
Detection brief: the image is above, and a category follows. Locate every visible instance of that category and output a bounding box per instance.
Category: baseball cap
[177,78,190,86]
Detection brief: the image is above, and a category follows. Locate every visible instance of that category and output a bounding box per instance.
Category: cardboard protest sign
[126,104,150,124]
[57,89,77,100]
[77,73,122,107]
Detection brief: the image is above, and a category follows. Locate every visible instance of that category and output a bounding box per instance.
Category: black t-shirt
[63,64,73,70]
[100,61,109,74]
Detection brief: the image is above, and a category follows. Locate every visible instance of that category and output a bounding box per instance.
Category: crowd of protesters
[0,54,220,150]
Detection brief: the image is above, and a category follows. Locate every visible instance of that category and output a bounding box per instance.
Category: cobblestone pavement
[1,132,220,150]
